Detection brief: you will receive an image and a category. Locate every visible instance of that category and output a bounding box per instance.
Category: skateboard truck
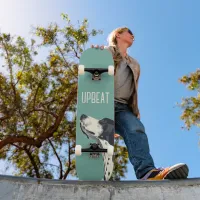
[82,143,107,153]
[78,65,114,80]
[75,143,114,156]
[82,143,107,158]
[85,68,108,80]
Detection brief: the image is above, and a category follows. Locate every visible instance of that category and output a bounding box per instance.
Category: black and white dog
[80,114,114,181]
[80,114,114,144]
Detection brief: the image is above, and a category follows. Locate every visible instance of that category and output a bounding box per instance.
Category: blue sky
[0,0,200,180]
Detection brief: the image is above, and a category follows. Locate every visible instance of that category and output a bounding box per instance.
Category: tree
[0,14,128,180]
[179,69,200,130]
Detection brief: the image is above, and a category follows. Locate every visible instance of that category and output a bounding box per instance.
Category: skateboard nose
[80,114,87,120]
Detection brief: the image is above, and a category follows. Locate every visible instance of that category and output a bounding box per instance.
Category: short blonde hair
[107,27,129,46]
[107,27,133,74]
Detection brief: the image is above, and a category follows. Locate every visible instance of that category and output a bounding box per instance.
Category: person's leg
[115,102,155,179]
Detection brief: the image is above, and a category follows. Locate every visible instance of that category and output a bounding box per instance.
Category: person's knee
[127,117,145,134]
[134,126,145,134]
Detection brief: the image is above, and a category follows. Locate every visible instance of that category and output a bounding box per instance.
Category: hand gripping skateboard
[75,48,115,181]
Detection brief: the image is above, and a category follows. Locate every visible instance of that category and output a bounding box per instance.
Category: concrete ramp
[0,175,200,200]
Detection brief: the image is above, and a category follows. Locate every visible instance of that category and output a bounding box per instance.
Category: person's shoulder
[104,45,116,54]
[128,55,141,78]
[128,55,140,68]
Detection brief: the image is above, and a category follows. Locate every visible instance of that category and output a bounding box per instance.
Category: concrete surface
[0,175,200,200]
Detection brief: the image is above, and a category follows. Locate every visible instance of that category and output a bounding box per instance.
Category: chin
[126,40,133,47]
[127,42,133,47]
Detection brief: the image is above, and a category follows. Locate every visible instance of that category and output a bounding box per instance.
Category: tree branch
[54,40,77,80]
[24,146,41,178]
[38,85,77,142]
[33,72,49,108]
[0,115,10,121]
[15,56,27,86]
[0,85,77,150]
[2,40,18,106]
[27,108,58,118]
[63,139,72,179]
[70,44,80,59]
[48,138,63,179]
[2,40,27,127]
[11,144,40,178]
[0,136,41,149]
[42,162,63,171]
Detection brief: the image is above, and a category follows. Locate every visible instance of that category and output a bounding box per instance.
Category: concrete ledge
[0,175,200,200]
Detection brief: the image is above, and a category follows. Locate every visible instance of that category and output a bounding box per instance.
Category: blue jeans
[115,101,155,179]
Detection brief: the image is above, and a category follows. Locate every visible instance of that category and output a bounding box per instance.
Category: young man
[91,27,189,180]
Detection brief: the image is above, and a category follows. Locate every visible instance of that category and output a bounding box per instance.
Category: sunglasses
[127,29,134,36]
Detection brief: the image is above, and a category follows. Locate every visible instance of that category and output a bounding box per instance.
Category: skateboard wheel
[78,65,85,75]
[108,65,114,75]
[75,145,82,156]
[107,145,114,156]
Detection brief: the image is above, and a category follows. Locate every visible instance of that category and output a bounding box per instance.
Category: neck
[116,42,129,57]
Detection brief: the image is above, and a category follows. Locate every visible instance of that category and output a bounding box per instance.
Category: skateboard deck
[75,48,115,181]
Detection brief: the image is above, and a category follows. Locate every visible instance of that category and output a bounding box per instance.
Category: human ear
[115,32,121,39]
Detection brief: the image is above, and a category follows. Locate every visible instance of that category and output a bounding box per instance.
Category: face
[116,29,135,47]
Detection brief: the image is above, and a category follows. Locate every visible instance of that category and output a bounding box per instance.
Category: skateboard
[75,48,115,181]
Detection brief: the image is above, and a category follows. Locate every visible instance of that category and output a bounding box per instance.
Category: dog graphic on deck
[80,114,114,181]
